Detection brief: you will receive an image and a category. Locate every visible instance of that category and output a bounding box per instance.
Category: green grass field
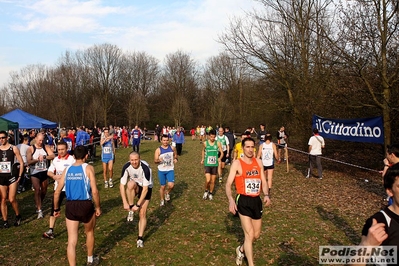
[0,137,384,265]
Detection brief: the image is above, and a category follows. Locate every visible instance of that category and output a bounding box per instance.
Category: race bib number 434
[245,179,261,195]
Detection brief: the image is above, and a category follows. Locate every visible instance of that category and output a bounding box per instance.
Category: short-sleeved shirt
[48,154,76,191]
[120,160,153,188]
[308,135,325,155]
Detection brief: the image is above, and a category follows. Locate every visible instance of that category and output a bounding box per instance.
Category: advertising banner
[312,115,384,144]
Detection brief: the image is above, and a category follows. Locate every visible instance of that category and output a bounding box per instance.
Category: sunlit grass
[0,137,384,265]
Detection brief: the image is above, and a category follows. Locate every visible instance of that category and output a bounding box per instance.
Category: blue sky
[0,0,261,86]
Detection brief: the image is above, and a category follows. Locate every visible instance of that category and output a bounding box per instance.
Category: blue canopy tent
[1,109,57,129]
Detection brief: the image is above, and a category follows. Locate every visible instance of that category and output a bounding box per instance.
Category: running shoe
[208,193,213,201]
[160,200,165,207]
[86,255,100,266]
[202,191,208,200]
[37,210,44,219]
[127,211,134,222]
[109,179,114,188]
[165,193,170,201]
[236,246,245,265]
[137,239,144,248]
[14,216,22,226]
[219,177,222,183]
[3,221,9,229]
[104,181,108,189]
[43,229,54,239]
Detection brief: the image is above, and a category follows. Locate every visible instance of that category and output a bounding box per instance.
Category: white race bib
[0,161,11,173]
[207,156,217,165]
[103,147,112,154]
[245,178,261,195]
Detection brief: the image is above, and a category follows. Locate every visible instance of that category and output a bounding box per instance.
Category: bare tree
[76,43,122,125]
[160,50,199,127]
[219,0,335,135]
[323,0,399,146]
[119,52,159,127]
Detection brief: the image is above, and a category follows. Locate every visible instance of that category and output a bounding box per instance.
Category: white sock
[87,256,93,263]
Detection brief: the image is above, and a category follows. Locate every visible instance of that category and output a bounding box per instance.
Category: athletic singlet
[260,142,274,167]
[132,130,140,141]
[235,158,262,197]
[65,163,91,201]
[204,140,219,167]
[30,146,48,175]
[217,135,229,152]
[158,145,174,171]
[0,146,15,177]
[101,139,113,160]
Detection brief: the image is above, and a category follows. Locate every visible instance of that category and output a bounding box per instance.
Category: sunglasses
[0,136,7,139]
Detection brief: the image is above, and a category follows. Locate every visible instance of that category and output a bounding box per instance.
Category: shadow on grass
[224,212,244,244]
[145,181,188,241]
[316,205,360,245]
[96,180,189,256]
[277,242,319,266]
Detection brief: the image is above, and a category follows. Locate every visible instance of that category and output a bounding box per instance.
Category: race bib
[162,158,172,167]
[35,161,47,171]
[207,156,217,165]
[0,161,11,173]
[245,178,261,195]
[103,147,112,154]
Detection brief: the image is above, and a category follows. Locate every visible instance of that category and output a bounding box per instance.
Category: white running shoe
[208,193,213,201]
[104,181,108,188]
[127,211,134,222]
[236,246,245,265]
[108,179,113,188]
[137,239,144,248]
[165,193,170,201]
[37,210,43,219]
[219,177,222,183]
[160,200,165,207]
[202,191,208,200]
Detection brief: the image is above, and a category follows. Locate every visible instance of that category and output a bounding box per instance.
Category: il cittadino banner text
[312,115,384,144]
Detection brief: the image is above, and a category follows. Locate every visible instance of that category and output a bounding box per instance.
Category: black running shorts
[137,186,152,200]
[65,200,95,223]
[236,194,263,220]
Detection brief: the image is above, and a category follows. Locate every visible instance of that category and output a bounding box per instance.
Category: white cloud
[11,0,128,33]
[0,0,262,86]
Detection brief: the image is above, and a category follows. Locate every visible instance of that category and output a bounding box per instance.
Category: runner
[119,152,153,248]
[43,140,76,239]
[201,129,223,200]
[226,137,271,266]
[257,134,278,196]
[100,127,115,188]
[154,135,178,206]
[27,132,55,219]
[53,145,101,266]
[0,131,24,227]
[216,127,230,183]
